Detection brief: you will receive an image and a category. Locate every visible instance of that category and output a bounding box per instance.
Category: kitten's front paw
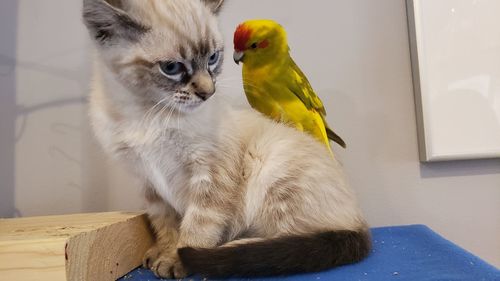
[143,247,188,279]
[151,253,187,279]
[142,245,162,269]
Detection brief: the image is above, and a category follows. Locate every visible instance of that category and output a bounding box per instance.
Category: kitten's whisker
[140,96,170,128]
[146,97,169,120]
[216,79,241,84]
[160,101,173,155]
[147,101,169,140]
[219,85,243,92]
[159,101,176,156]
[216,83,243,90]
[218,74,240,79]
[176,104,182,132]
[162,100,177,129]
[151,99,174,139]
[162,104,176,152]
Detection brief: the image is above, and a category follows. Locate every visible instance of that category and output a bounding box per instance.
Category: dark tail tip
[179,230,371,278]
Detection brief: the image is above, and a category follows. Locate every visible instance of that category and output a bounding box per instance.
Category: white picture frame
[406,0,500,162]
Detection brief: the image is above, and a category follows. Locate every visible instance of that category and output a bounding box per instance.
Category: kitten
[82,0,370,278]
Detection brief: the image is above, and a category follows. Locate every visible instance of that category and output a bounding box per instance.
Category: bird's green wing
[287,58,327,116]
[287,58,347,148]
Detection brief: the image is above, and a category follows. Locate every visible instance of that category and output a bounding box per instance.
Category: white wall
[0,0,498,266]
[0,0,144,217]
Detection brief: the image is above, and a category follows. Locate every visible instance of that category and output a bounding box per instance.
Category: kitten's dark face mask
[150,49,224,112]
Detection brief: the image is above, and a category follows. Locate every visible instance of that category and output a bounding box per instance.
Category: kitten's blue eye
[208,51,220,66]
[159,61,185,77]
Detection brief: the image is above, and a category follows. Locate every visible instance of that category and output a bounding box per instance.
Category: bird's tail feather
[326,127,346,148]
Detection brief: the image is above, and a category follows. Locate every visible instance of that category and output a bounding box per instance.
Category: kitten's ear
[82,0,149,45]
[201,0,225,14]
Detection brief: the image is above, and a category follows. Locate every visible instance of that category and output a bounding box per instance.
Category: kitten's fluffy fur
[83,0,370,278]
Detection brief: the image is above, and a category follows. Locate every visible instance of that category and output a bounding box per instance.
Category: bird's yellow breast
[242,64,328,144]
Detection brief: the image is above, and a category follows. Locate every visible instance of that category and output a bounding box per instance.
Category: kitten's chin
[176,101,205,113]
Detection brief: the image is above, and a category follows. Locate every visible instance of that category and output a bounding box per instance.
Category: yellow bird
[233,19,346,153]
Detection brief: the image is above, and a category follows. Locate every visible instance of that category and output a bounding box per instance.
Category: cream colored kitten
[83,0,370,278]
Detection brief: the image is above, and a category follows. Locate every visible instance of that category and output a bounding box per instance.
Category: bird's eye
[159,61,185,78]
[208,51,220,66]
[250,43,258,49]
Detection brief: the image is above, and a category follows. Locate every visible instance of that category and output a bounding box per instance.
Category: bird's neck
[243,51,291,75]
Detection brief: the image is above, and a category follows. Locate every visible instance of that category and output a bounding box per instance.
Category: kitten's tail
[178,229,371,278]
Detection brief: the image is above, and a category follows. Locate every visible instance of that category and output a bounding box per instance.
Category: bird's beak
[233,51,244,65]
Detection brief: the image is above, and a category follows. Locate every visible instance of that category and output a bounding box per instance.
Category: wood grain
[0,212,154,281]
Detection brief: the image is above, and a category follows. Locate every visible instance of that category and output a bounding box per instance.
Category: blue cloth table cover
[119,225,500,281]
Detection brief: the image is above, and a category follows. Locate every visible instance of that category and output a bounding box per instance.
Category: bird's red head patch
[234,24,252,52]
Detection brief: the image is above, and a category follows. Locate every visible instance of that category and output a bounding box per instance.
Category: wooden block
[0,212,154,281]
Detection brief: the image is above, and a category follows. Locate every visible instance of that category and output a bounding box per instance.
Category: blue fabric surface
[119,225,499,281]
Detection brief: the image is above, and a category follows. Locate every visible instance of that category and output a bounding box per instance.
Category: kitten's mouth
[172,89,214,112]
[184,102,203,109]
[174,97,204,112]
[177,101,204,113]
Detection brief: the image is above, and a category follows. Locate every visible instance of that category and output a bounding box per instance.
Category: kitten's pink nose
[190,72,215,101]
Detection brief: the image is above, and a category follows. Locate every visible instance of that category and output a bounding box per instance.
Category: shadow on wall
[0,0,18,218]
[421,158,500,178]
[0,1,91,218]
